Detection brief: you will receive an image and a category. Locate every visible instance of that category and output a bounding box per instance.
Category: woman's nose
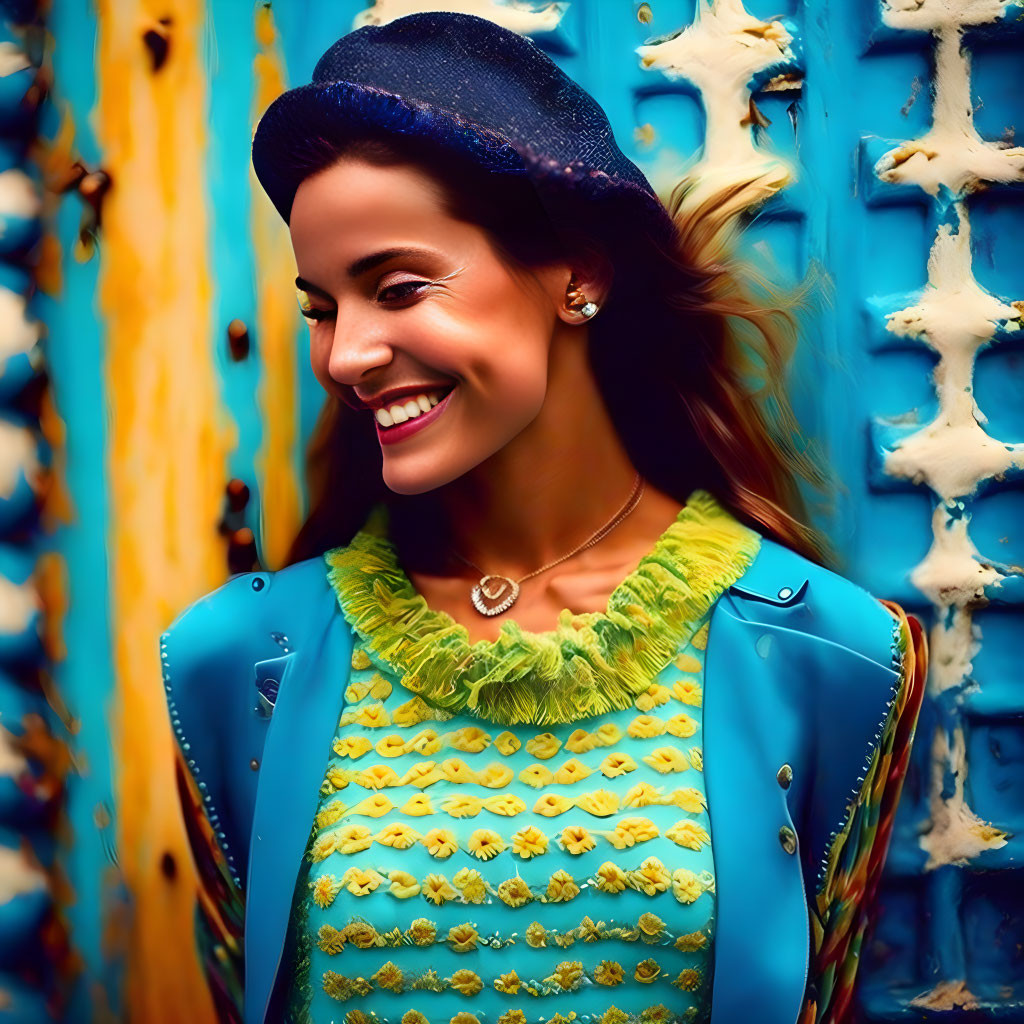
[326,315,394,386]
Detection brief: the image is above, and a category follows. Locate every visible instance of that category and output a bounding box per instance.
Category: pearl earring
[565,280,599,320]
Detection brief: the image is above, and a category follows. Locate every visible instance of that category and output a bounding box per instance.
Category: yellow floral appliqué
[376,822,420,849]
[526,732,561,759]
[449,726,491,753]
[576,789,620,817]
[628,715,666,739]
[494,731,521,755]
[421,827,459,858]
[666,820,710,850]
[673,678,702,706]
[560,824,595,855]
[333,735,372,759]
[553,758,592,784]
[534,793,574,817]
[476,763,514,788]
[600,752,637,778]
[519,763,555,788]
[468,829,506,860]
[642,747,690,774]
[512,825,549,858]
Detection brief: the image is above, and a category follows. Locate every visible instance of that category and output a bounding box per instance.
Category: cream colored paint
[876,2,1019,873]
[636,0,794,209]
[0,287,38,364]
[0,169,41,227]
[875,18,1024,196]
[0,725,27,778]
[910,506,1001,612]
[0,419,39,500]
[353,0,567,33]
[910,979,981,1012]
[885,212,1022,499]
[0,41,31,77]
[0,844,46,905]
[920,725,1007,870]
[0,574,37,634]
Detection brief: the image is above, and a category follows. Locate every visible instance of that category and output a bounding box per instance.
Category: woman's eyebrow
[295,246,439,298]
[346,245,438,278]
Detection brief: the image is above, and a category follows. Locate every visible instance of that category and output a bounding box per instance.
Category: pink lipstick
[376,388,454,446]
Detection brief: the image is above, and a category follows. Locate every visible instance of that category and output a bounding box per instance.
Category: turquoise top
[282,492,765,1024]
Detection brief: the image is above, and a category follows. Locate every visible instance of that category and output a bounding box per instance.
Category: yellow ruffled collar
[324,489,761,726]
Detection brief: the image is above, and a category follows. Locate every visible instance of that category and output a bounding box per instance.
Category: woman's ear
[554,246,613,326]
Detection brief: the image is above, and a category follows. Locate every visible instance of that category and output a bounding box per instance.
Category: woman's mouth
[374,387,454,445]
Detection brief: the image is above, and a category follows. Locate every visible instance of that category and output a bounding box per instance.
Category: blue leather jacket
[162,537,923,1024]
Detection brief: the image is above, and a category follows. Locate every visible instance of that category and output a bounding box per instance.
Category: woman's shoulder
[724,534,907,671]
[161,554,345,888]
[162,556,337,674]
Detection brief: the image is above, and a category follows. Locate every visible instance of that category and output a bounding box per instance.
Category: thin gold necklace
[451,473,646,617]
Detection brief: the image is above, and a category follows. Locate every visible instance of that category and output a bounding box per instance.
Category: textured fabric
[285,631,718,1024]
[163,496,926,1024]
[321,491,762,727]
[798,603,926,1024]
[250,11,678,254]
[282,495,753,1024]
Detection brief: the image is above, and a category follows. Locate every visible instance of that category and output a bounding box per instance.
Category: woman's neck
[390,331,673,581]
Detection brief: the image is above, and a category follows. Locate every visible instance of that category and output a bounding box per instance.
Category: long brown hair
[285,130,831,566]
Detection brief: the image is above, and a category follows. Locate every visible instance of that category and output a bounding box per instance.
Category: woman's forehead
[289,160,470,264]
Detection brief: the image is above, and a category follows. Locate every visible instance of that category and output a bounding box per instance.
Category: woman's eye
[377,280,430,305]
[296,289,334,323]
[298,304,334,323]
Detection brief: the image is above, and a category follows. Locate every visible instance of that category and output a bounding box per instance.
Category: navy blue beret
[251,11,676,252]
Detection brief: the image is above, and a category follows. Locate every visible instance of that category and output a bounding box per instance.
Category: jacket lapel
[244,591,352,1024]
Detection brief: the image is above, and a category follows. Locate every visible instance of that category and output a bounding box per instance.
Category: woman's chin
[380,458,472,496]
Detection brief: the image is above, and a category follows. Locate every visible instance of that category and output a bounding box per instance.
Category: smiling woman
[161,12,925,1024]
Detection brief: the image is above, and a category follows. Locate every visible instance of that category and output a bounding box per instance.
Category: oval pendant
[471,575,520,616]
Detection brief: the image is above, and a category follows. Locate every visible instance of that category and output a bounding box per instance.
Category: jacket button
[777,587,793,600]
[250,758,260,771]
[778,826,797,855]
[777,763,793,789]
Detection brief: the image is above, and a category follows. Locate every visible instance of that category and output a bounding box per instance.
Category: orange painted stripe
[94,3,230,1021]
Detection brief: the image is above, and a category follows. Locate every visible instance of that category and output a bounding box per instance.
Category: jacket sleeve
[162,574,272,1024]
[798,601,927,1024]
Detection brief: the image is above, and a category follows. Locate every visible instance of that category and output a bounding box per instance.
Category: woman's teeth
[374,391,443,428]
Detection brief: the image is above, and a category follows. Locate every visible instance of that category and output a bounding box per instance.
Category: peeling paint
[0,724,28,777]
[93,0,231,1019]
[0,843,47,903]
[0,419,39,500]
[884,209,1022,499]
[875,0,1020,903]
[0,573,37,633]
[909,978,981,1011]
[877,1,1024,198]
[353,0,567,34]
[920,725,1007,870]
[636,0,795,209]
[0,287,39,363]
[0,168,41,223]
[0,40,32,77]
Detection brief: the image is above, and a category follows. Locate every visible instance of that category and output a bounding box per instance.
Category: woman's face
[289,156,576,496]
